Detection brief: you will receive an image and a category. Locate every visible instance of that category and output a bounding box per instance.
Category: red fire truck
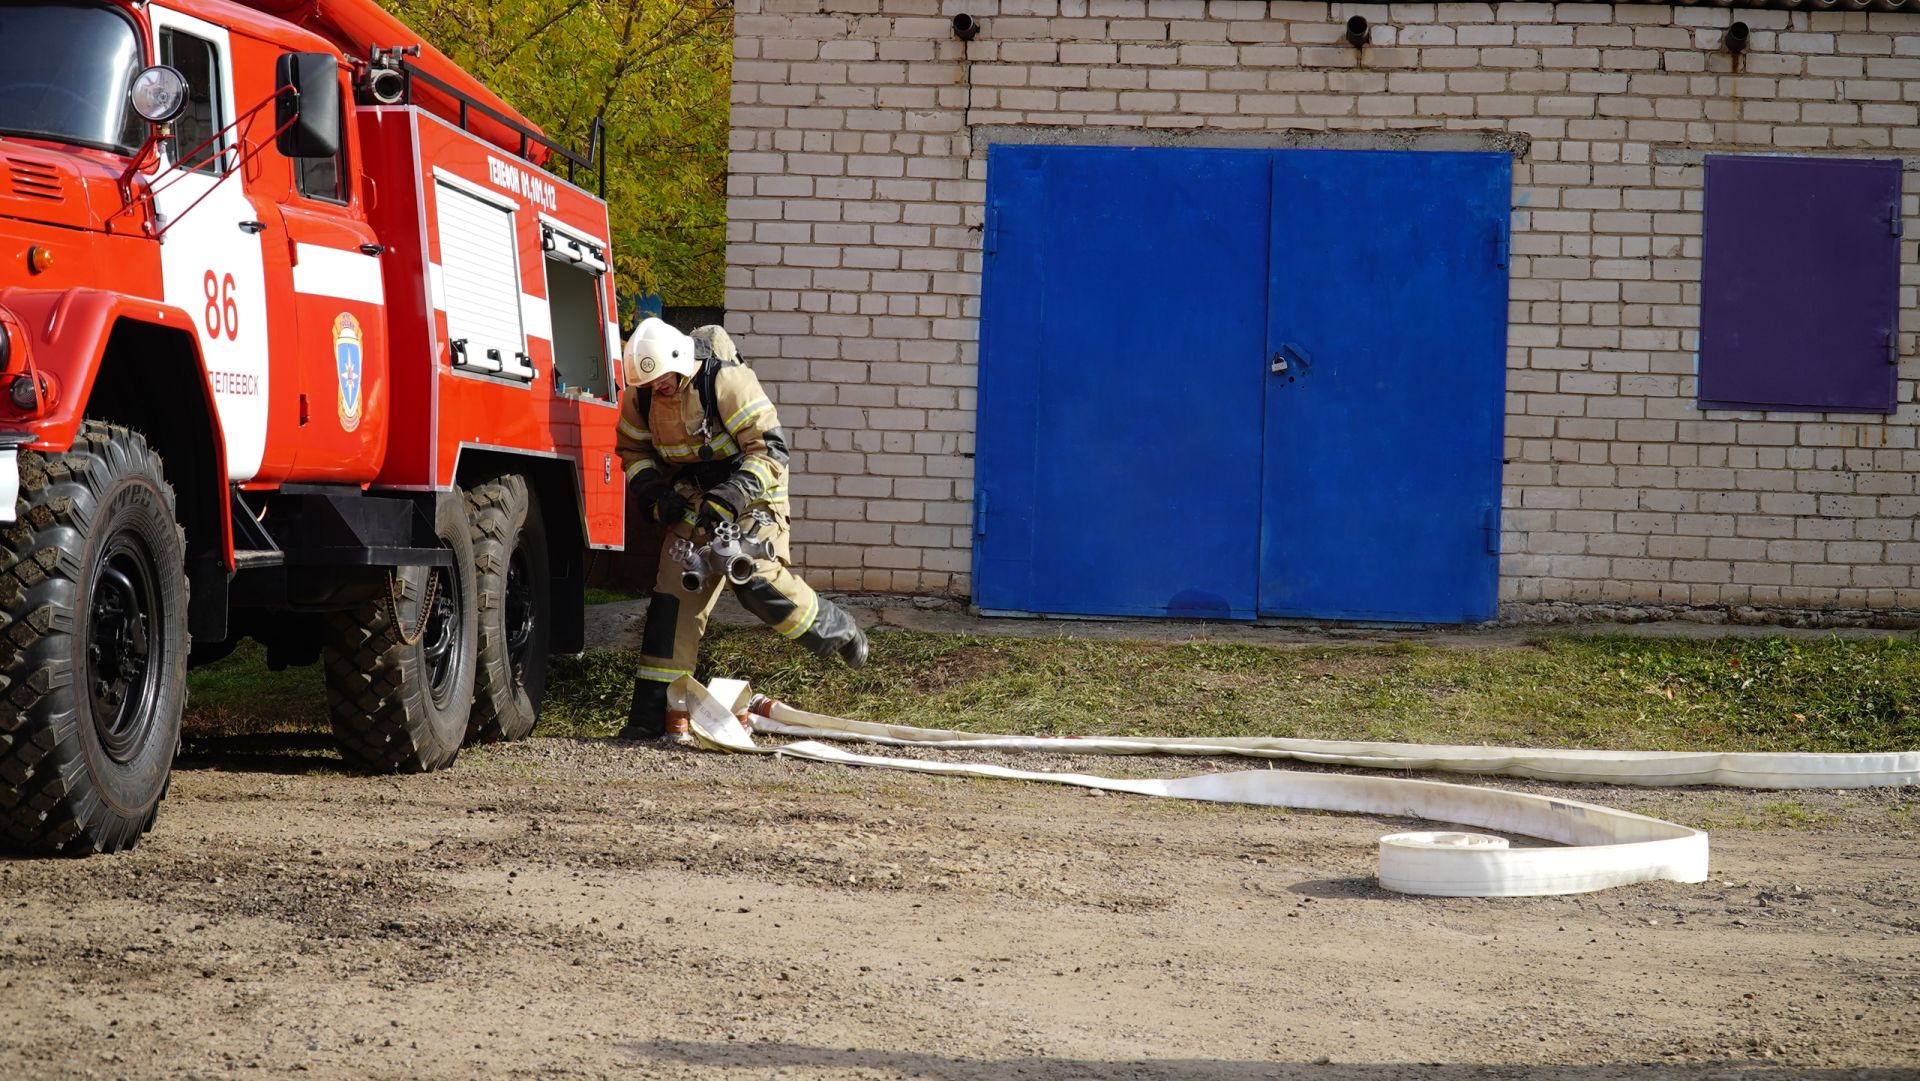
[0,0,629,853]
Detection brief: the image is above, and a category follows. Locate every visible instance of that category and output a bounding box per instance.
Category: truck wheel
[0,423,187,855]
[466,473,549,743]
[322,496,478,772]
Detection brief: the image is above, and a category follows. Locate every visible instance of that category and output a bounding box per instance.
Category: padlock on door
[1271,341,1312,387]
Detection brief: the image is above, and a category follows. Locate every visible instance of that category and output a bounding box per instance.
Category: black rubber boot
[799,598,869,668]
[618,679,668,740]
[840,624,870,669]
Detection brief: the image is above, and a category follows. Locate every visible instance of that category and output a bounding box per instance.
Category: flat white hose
[745,705,1920,790]
[668,678,1915,898]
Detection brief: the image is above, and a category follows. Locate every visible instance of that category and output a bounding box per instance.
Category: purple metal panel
[1699,155,1901,414]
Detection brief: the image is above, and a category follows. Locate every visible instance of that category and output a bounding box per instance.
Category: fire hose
[663,676,1918,899]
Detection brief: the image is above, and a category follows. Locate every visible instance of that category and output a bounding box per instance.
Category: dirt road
[2,730,1916,1080]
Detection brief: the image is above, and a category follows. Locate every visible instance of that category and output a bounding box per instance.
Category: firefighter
[614,318,869,741]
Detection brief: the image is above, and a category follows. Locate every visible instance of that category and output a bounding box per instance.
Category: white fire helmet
[622,318,698,384]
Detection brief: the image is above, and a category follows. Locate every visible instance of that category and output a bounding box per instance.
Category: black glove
[706,479,750,520]
[696,492,737,533]
[628,479,664,518]
[650,489,690,525]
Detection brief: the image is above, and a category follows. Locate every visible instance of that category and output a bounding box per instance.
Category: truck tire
[465,473,549,743]
[0,423,188,855]
[322,495,478,772]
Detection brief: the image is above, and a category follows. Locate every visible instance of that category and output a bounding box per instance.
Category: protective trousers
[633,512,863,686]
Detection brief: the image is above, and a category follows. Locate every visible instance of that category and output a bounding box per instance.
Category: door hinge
[984,202,1000,256]
[974,490,988,537]
[1482,506,1501,555]
[1891,204,1904,237]
[1492,220,1510,269]
[1888,328,1901,366]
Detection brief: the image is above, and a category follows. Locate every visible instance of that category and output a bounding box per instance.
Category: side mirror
[274,52,341,159]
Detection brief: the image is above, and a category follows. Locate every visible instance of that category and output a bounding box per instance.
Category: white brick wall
[729,0,1920,612]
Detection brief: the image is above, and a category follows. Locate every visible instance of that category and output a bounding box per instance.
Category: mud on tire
[0,422,188,855]
[322,495,477,772]
[465,473,549,743]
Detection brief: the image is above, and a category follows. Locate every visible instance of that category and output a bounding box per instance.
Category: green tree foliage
[388,0,731,306]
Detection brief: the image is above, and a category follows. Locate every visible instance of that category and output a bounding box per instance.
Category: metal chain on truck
[383,569,439,647]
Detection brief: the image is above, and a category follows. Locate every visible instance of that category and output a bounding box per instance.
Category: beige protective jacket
[614,329,790,523]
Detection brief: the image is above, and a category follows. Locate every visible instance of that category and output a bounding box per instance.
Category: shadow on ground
[175,732,357,776]
[616,1041,1915,1081]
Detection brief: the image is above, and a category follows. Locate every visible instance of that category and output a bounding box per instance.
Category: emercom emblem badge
[334,313,363,433]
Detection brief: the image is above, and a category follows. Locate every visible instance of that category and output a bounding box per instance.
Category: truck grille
[6,158,63,203]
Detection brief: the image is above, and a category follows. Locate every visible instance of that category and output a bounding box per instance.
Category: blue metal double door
[974,145,1511,623]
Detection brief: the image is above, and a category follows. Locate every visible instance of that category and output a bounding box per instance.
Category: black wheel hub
[87,535,160,763]
[421,568,461,708]
[504,546,535,690]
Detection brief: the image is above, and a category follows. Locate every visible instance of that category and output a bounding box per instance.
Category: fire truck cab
[0,0,628,853]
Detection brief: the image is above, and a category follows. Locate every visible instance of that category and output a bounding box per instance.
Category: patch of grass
[539,628,1920,753]
[189,627,1920,756]
[1757,800,1841,829]
[585,587,642,605]
[1536,634,1920,752]
[185,641,325,735]
[539,648,651,737]
[1627,796,1844,832]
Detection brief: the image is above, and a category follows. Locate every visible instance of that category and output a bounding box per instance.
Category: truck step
[233,549,286,570]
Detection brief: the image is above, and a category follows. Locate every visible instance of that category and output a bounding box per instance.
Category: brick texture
[729,0,1920,609]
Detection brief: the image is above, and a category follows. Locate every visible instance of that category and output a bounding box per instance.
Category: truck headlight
[8,374,38,410]
[129,65,189,124]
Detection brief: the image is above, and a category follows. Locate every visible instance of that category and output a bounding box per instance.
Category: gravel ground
[2,723,1916,1080]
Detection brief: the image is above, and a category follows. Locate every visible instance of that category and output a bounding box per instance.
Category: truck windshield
[0,1,146,153]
